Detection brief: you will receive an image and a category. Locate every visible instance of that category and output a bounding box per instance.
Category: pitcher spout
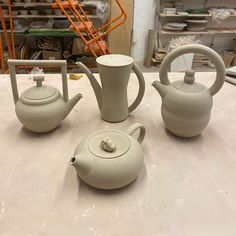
[76,62,102,110]
[64,93,83,120]
[152,80,169,99]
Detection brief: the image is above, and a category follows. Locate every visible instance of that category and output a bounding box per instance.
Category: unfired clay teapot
[8,59,83,133]
[152,44,225,137]
[70,123,146,190]
[76,54,145,123]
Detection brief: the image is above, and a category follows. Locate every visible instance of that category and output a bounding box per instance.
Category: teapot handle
[8,59,69,104]
[128,63,145,113]
[159,44,225,96]
[127,123,146,144]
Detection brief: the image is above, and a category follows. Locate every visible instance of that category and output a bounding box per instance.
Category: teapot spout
[152,81,169,99]
[76,62,102,110]
[64,93,83,120]
[70,155,91,175]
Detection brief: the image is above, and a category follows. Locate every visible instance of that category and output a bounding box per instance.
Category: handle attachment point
[127,123,146,144]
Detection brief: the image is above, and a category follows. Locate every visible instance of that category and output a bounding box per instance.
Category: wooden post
[144,29,154,67]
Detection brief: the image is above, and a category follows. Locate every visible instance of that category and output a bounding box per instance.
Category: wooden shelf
[28,29,77,36]
[159,12,236,18]
[159,13,211,17]
[0,2,94,8]
[3,14,97,19]
[0,29,77,36]
[159,28,236,35]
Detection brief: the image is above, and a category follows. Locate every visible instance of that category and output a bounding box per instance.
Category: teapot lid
[173,70,206,93]
[21,76,60,105]
[88,130,130,159]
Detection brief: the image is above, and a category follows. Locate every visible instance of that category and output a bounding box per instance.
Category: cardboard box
[42,50,62,72]
[42,50,62,60]
[72,38,85,55]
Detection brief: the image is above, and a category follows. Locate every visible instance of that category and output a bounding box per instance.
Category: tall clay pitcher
[77,54,145,122]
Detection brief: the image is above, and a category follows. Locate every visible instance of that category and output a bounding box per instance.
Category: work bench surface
[0,72,236,236]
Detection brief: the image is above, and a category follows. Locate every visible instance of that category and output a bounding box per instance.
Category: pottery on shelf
[152,44,225,138]
[30,10,39,15]
[19,10,28,15]
[76,54,145,123]
[8,59,83,133]
[70,123,146,190]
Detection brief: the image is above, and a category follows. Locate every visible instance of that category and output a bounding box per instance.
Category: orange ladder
[0,0,15,72]
[52,0,126,58]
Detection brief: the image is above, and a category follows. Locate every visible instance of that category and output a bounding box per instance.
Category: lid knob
[33,75,45,87]
[184,69,195,84]
[101,137,116,153]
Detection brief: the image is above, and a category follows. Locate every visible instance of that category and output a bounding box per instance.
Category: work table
[0,72,236,235]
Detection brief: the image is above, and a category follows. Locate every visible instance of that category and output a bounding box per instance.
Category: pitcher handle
[159,44,225,96]
[8,59,68,104]
[127,123,146,144]
[128,62,145,113]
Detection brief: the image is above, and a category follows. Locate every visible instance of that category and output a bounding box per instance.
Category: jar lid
[21,75,60,105]
[88,130,130,159]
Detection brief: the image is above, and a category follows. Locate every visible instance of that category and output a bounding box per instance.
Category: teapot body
[161,86,213,137]
[15,96,66,133]
[152,44,225,138]
[73,133,143,189]
[71,123,146,190]
[8,60,83,133]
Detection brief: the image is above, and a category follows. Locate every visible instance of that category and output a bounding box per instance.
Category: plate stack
[163,22,187,32]
[185,19,208,31]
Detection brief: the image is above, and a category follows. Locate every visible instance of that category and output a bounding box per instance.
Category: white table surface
[0,72,236,236]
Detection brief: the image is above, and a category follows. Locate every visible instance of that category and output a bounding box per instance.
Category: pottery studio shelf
[159,13,211,17]
[0,2,95,8]
[0,29,77,36]
[159,28,236,35]
[28,29,77,36]
[3,14,97,19]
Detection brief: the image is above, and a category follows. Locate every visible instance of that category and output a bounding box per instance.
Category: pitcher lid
[173,70,206,93]
[88,130,130,159]
[21,75,60,105]
[96,54,134,67]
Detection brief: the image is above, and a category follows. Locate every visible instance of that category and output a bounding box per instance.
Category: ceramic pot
[70,123,146,190]
[152,44,225,137]
[77,54,145,123]
[8,59,83,133]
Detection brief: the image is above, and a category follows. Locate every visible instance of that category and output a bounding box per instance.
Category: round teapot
[8,60,83,133]
[152,44,225,137]
[70,123,146,190]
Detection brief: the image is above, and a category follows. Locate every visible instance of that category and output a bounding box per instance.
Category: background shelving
[0,0,104,71]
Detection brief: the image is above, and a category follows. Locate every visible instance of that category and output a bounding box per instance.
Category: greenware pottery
[70,123,146,190]
[152,44,225,137]
[76,54,145,123]
[8,59,83,133]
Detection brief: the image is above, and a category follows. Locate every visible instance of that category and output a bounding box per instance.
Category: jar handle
[127,123,146,144]
[159,44,225,96]
[8,59,69,104]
